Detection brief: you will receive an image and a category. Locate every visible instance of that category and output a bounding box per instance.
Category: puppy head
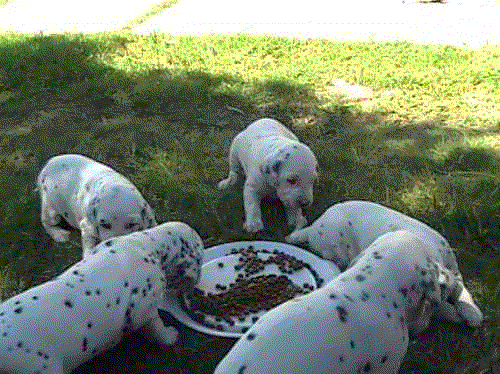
[89,185,156,242]
[261,142,318,208]
[155,222,204,293]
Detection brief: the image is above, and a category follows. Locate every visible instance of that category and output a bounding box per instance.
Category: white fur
[0,222,203,374]
[286,200,483,329]
[37,154,157,258]
[214,231,461,374]
[218,118,318,232]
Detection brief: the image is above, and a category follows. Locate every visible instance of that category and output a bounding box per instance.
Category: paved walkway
[0,0,499,48]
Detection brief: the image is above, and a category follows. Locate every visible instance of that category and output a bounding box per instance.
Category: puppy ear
[422,261,457,305]
[260,149,286,186]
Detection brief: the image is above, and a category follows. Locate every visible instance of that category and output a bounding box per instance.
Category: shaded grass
[0,33,500,373]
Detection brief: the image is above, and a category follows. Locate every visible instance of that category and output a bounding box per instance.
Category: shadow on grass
[1,34,500,374]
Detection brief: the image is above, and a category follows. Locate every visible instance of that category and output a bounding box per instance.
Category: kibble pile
[188,274,306,320]
[185,246,315,321]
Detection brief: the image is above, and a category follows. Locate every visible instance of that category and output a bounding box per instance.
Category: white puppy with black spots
[214,230,462,374]
[37,154,157,258]
[218,118,318,232]
[0,222,203,374]
[286,200,483,331]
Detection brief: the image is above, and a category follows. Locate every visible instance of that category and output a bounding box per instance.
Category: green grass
[1,32,500,373]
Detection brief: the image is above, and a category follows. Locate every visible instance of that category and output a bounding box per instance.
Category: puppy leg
[40,194,70,242]
[285,205,307,230]
[142,313,179,346]
[243,182,264,232]
[218,143,240,190]
[408,299,433,336]
[79,218,100,258]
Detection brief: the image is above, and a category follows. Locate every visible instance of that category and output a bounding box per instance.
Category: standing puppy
[37,154,157,258]
[218,118,318,232]
[0,222,203,374]
[214,231,461,374]
[286,200,483,329]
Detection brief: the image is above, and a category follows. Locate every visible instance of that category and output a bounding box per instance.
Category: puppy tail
[285,227,309,244]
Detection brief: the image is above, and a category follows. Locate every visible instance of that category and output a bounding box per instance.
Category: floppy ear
[422,261,457,304]
[259,149,286,187]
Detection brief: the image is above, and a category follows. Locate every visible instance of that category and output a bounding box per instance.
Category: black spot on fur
[247,333,256,341]
[64,300,73,308]
[238,366,247,374]
[87,322,92,329]
[329,293,337,299]
[399,288,408,298]
[339,356,344,362]
[393,302,398,309]
[100,221,112,230]
[381,355,388,363]
[387,312,391,318]
[373,252,382,259]
[272,161,282,173]
[14,307,22,314]
[336,306,348,322]
[364,362,371,372]
[355,274,365,282]
[344,294,354,303]
[32,296,38,300]
[82,337,88,352]
[105,240,113,247]
[360,291,370,301]
[350,340,355,349]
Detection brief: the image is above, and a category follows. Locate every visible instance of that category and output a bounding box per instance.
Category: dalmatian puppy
[217,118,318,232]
[37,154,157,258]
[214,230,461,374]
[286,200,483,330]
[0,221,203,374]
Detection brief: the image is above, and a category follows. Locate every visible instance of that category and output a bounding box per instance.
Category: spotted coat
[0,222,203,374]
[214,231,460,374]
[37,154,157,258]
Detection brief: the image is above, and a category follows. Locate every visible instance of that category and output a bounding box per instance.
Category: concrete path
[0,0,499,48]
[0,0,161,33]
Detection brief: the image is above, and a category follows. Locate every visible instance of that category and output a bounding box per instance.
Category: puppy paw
[49,229,71,242]
[217,172,238,190]
[217,178,231,190]
[243,219,264,233]
[160,326,180,346]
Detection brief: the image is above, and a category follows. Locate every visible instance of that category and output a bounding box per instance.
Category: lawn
[0,32,500,373]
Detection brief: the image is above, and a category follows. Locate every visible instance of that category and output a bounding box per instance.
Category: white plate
[160,241,340,338]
